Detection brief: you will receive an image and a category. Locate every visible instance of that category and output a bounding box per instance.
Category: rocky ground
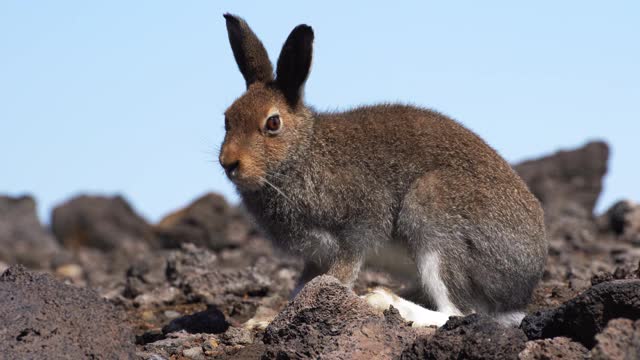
[1,140,640,359]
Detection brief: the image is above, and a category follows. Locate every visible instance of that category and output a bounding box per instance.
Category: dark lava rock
[590,318,640,359]
[400,314,527,360]
[262,275,421,360]
[545,213,598,250]
[600,200,636,235]
[0,195,60,268]
[598,200,640,245]
[165,243,220,283]
[518,337,588,360]
[51,194,155,251]
[172,265,271,301]
[591,261,640,286]
[123,262,153,299]
[142,327,256,360]
[154,193,253,250]
[166,244,272,300]
[521,279,640,348]
[0,265,135,359]
[162,306,229,335]
[165,243,273,322]
[514,141,609,218]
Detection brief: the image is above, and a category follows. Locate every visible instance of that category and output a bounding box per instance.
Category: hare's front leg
[326,253,363,286]
[291,253,363,298]
[290,228,365,296]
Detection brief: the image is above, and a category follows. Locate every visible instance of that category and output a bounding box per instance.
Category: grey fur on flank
[219,14,547,321]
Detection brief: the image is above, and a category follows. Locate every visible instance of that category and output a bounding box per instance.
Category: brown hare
[219,14,547,327]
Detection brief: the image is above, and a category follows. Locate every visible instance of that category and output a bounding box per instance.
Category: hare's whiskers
[259,176,291,202]
[267,172,289,181]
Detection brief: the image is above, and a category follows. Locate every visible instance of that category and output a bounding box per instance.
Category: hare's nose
[222,160,240,178]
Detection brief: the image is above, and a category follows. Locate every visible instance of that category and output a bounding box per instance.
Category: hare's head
[220,14,314,191]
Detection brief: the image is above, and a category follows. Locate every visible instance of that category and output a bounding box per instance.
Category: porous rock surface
[0,265,136,359]
[262,275,424,359]
[401,314,528,360]
[521,279,640,348]
[165,243,279,322]
[518,337,588,360]
[590,318,640,360]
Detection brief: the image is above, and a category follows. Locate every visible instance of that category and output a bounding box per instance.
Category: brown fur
[219,14,547,316]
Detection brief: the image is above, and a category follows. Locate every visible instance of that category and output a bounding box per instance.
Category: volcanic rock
[598,200,640,245]
[0,265,136,359]
[141,327,255,360]
[0,195,60,268]
[521,279,640,348]
[591,261,640,286]
[514,141,609,218]
[165,243,274,322]
[518,337,588,360]
[162,306,229,335]
[155,193,254,250]
[262,275,422,359]
[590,318,640,359]
[401,314,528,360]
[51,194,155,251]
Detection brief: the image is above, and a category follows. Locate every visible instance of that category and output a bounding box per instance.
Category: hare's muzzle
[222,160,240,179]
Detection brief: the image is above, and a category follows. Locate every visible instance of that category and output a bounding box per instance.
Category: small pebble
[183,346,204,360]
[164,310,181,320]
[146,354,168,360]
[203,338,219,354]
[55,264,83,280]
[141,310,156,322]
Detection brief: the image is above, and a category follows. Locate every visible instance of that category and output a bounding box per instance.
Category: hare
[220,14,547,327]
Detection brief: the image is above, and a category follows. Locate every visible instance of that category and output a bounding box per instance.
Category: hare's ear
[224,14,273,88]
[275,24,314,107]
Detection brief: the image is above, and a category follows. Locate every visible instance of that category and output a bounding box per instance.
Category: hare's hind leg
[415,250,464,316]
[392,170,543,327]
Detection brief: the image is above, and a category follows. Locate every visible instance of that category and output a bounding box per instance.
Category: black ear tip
[292,24,314,40]
[297,24,314,34]
[223,13,241,25]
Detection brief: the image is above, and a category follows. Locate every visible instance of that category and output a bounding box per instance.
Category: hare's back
[316,104,507,174]
[315,104,540,218]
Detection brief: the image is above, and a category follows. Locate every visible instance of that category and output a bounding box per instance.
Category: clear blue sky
[1,1,638,222]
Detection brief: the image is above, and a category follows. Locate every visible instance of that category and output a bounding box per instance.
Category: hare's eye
[265,115,281,134]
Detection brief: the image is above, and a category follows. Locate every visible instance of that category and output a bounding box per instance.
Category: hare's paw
[361,287,450,327]
[408,308,450,328]
[243,317,273,331]
[243,307,278,331]
[361,287,399,312]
